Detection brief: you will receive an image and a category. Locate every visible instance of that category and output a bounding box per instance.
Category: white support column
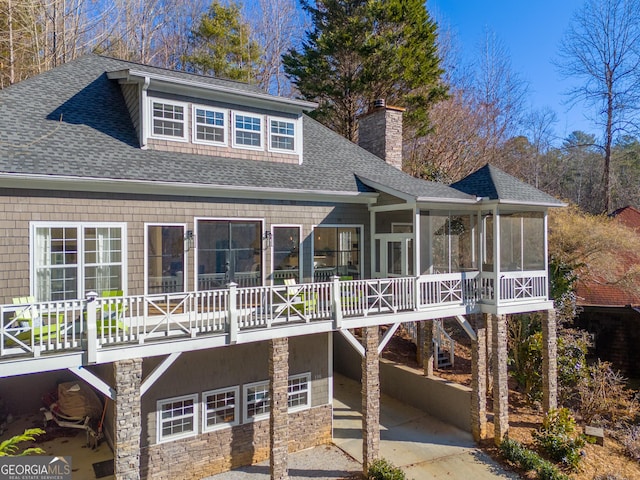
[228,283,238,344]
[331,276,343,328]
[86,291,98,364]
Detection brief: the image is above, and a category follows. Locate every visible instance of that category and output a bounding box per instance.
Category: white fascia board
[107,69,317,113]
[0,173,377,205]
[477,198,567,209]
[358,175,477,206]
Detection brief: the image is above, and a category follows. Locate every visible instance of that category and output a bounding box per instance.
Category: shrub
[499,437,571,480]
[367,458,406,480]
[532,408,585,471]
[618,423,640,461]
[0,428,45,456]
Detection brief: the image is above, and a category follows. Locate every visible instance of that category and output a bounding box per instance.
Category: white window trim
[202,386,240,432]
[232,111,264,151]
[243,380,270,423]
[30,222,128,301]
[156,393,198,444]
[192,105,228,146]
[288,372,311,413]
[271,224,303,286]
[267,115,300,155]
[311,224,364,280]
[149,98,189,142]
[144,223,188,295]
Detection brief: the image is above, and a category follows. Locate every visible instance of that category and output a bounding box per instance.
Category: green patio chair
[9,296,63,344]
[87,290,128,335]
[283,279,317,315]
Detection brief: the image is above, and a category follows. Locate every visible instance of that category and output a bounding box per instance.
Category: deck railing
[0,271,548,362]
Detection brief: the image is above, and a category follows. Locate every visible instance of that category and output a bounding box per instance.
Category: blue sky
[429,0,592,142]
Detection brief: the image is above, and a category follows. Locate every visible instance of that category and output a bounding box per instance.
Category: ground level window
[203,387,239,431]
[288,373,310,411]
[244,381,270,422]
[157,394,198,443]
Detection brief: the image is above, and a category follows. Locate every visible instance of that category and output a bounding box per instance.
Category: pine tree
[183,1,262,83]
[283,0,446,141]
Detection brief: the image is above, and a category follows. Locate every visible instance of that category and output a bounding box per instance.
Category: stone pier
[362,326,380,474]
[114,358,142,480]
[269,337,289,480]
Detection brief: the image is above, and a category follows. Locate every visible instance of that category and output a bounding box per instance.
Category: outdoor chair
[85,290,128,335]
[282,279,318,315]
[8,296,64,344]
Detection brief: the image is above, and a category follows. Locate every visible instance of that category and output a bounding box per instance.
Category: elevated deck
[0,272,552,377]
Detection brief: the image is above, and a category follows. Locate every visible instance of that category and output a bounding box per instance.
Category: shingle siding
[0,189,370,302]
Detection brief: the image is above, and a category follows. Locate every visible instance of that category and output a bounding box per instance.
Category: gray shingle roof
[450,164,564,206]
[0,55,549,207]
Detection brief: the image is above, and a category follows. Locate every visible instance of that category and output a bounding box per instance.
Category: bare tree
[558,0,640,213]
[244,0,306,95]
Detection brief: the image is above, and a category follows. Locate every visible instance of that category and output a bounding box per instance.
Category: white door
[374,235,413,278]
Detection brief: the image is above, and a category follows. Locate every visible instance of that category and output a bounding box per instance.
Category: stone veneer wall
[357,106,404,171]
[139,405,332,480]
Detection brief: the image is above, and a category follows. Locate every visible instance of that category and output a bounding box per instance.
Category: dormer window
[269,118,296,152]
[233,112,263,149]
[193,106,227,145]
[151,100,188,141]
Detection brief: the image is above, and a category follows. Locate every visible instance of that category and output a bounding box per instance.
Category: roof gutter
[107,69,318,112]
[0,173,377,204]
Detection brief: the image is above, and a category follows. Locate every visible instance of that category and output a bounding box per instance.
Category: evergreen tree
[283,0,446,142]
[183,1,262,83]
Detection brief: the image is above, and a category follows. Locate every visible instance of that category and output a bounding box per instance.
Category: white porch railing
[0,270,549,363]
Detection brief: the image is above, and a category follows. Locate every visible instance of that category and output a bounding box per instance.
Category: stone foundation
[140,405,332,480]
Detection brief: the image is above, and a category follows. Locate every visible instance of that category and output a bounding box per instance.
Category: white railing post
[228,283,238,344]
[85,291,98,364]
[331,275,342,328]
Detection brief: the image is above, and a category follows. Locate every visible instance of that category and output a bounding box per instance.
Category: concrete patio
[208,373,519,479]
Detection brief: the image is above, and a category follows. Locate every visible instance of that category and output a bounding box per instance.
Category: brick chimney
[358,99,405,171]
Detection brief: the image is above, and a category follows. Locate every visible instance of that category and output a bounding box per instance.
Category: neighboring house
[0,55,564,479]
[574,206,640,378]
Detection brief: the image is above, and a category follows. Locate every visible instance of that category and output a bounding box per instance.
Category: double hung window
[194,106,227,145]
[203,387,239,431]
[233,113,262,148]
[269,118,296,152]
[157,394,198,443]
[32,223,125,301]
[151,100,187,140]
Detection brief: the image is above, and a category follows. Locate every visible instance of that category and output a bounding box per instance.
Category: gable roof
[0,55,565,209]
[450,164,565,207]
[0,54,477,204]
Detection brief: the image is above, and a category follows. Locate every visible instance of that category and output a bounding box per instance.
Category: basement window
[288,373,310,412]
[157,394,198,443]
[203,386,239,432]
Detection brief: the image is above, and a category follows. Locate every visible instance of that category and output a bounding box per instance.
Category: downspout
[139,76,150,150]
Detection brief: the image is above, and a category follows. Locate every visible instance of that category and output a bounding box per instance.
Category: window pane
[148,226,185,294]
[153,102,185,137]
[84,227,123,294]
[196,108,225,143]
[273,227,300,284]
[314,227,360,281]
[523,213,544,270]
[235,115,261,146]
[197,220,261,289]
[35,227,78,301]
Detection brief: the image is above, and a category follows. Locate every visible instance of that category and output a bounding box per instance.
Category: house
[0,55,564,479]
[573,206,640,377]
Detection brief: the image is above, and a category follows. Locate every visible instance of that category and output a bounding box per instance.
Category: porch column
[541,309,558,412]
[485,314,493,395]
[416,321,425,369]
[114,358,142,480]
[269,337,289,480]
[422,320,435,377]
[362,326,380,474]
[471,314,487,442]
[491,314,509,445]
